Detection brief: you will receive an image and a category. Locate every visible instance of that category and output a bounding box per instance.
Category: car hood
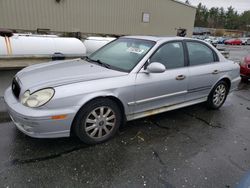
[16,58,128,91]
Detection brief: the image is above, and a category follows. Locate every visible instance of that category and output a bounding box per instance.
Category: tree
[239,11,250,30]
[194,3,209,27]
[194,3,249,30]
[218,7,226,28]
[224,6,240,29]
[208,7,219,28]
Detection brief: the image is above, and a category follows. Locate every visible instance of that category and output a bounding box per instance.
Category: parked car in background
[240,38,247,45]
[240,55,250,81]
[217,37,229,44]
[247,39,250,45]
[204,36,218,47]
[4,36,240,144]
[192,35,207,40]
[241,38,250,45]
[224,38,242,45]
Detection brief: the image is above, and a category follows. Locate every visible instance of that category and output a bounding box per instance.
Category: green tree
[218,7,226,28]
[225,6,240,29]
[208,7,219,28]
[239,11,250,30]
[194,3,209,27]
[194,3,250,30]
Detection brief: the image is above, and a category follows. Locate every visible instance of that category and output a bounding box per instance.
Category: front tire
[73,98,122,144]
[207,81,229,109]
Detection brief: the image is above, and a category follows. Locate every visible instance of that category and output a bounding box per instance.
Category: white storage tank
[0,33,86,57]
[83,37,116,55]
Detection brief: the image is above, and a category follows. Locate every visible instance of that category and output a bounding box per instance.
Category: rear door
[185,40,222,101]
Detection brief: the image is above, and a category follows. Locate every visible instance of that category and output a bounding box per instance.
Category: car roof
[122,35,189,42]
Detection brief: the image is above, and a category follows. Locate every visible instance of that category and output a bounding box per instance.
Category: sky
[179,0,250,13]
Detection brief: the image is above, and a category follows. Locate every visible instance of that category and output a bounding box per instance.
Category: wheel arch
[219,77,231,91]
[210,77,231,93]
[70,95,126,136]
[207,77,231,109]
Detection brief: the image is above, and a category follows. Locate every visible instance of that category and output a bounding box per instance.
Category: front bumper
[4,87,78,138]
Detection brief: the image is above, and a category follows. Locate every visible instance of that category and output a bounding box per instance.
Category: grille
[12,78,21,99]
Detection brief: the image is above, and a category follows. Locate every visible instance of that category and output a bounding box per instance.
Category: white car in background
[240,38,250,45]
[204,36,219,46]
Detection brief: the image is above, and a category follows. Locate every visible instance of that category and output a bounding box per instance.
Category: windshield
[89,38,155,72]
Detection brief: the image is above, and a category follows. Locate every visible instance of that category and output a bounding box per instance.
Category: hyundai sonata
[4,36,240,144]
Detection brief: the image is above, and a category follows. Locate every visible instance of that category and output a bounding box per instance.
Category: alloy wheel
[85,106,116,139]
[213,84,226,107]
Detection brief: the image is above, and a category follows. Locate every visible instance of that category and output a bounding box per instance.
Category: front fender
[74,91,129,115]
[45,86,133,117]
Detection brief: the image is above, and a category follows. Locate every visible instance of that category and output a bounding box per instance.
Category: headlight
[21,88,55,108]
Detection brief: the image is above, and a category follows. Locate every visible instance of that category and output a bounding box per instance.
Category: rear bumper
[4,87,78,138]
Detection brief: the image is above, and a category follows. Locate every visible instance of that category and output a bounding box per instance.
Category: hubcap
[213,84,226,107]
[85,106,116,139]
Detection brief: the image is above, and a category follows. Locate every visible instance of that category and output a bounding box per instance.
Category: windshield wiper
[85,57,111,69]
[94,60,111,69]
[84,56,92,62]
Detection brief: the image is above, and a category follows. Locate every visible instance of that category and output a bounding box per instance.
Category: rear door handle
[176,75,186,80]
[212,70,220,74]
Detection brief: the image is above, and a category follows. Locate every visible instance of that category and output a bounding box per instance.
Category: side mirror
[147,62,166,73]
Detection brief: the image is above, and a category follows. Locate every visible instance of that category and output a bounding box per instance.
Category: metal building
[0,0,196,37]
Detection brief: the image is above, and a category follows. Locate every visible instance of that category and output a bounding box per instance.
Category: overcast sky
[179,0,250,13]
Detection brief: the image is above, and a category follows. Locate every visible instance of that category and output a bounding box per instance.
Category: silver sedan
[4,36,240,144]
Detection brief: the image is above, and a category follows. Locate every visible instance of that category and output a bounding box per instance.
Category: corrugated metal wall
[0,0,196,36]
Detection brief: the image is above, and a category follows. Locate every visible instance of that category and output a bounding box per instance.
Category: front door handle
[212,70,220,74]
[176,75,186,80]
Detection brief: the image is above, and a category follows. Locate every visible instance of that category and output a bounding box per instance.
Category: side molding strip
[128,90,187,106]
[127,97,207,121]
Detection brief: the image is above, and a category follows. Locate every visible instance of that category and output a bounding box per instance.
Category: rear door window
[186,42,216,66]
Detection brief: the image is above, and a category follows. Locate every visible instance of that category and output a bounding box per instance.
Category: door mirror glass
[147,62,166,73]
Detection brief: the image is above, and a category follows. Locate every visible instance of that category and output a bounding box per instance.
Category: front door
[133,41,188,114]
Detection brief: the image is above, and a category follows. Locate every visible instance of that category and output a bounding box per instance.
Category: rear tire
[73,98,122,144]
[207,81,229,109]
